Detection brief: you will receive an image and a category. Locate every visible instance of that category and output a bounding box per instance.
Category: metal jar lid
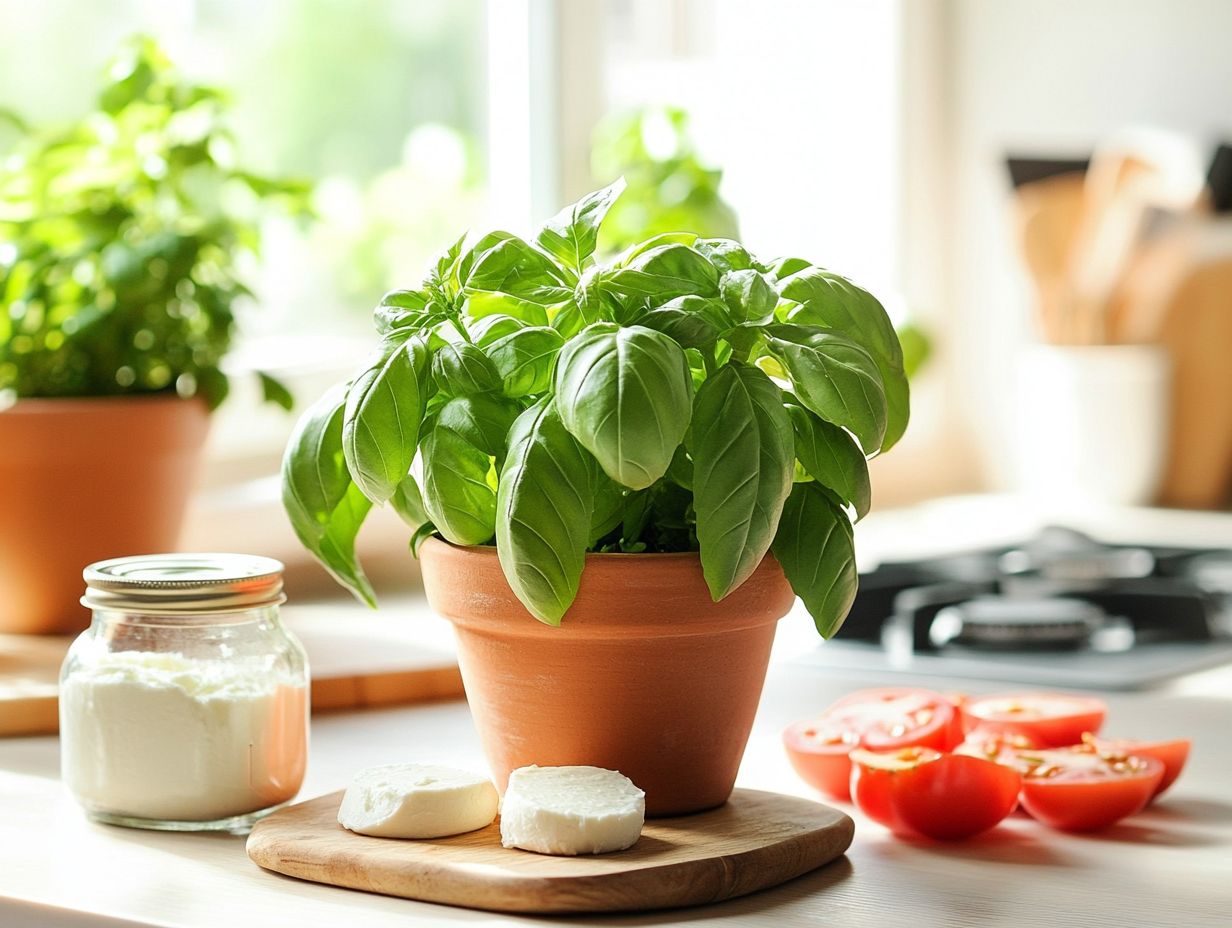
[82,553,287,615]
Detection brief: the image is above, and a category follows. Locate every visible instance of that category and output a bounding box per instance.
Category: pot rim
[418,535,797,638]
[0,392,208,415]
[424,534,705,561]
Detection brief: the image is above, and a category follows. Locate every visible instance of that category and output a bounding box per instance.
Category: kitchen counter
[3,496,1231,927]
[2,641,1230,928]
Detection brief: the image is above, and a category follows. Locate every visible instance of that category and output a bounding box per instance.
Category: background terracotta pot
[419,537,796,816]
[0,394,210,634]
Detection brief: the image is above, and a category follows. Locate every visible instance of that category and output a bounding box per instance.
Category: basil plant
[282,180,908,636]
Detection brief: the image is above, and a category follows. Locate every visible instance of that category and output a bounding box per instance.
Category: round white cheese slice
[337,763,498,838]
[499,765,646,855]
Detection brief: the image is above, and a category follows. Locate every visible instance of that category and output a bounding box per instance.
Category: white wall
[943,0,1232,485]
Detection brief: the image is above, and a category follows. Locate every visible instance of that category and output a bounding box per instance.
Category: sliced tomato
[961,692,1107,747]
[1007,744,1164,831]
[1091,736,1190,798]
[850,747,1021,841]
[784,688,959,801]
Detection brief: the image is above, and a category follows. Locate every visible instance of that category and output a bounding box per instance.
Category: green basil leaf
[471,313,527,347]
[434,393,521,462]
[409,520,438,557]
[281,384,376,606]
[535,178,625,275]
[554,322,693,490]
[465,235,572,305]
[425,232,467,299]
[431,340,501,395]
[787,403,871,520]
[420,424,498,546]
[638,295,731,349]
[342,339,426,504]
[600,243,720,302]
[455,230,516,284]
[694,238,755,272]
[589,472,626,546]
[613,231,699,266]
[391,473,429,529]
[772,482,858,638]
[764,323,887,452]
[257,371,294,411]
[482,325,565,397]
[692,364,794,600]
[463,289,551,326]
[766,256,812,280]
[721,268,778,325]
[496,399,595,625]
[779,268,909,451]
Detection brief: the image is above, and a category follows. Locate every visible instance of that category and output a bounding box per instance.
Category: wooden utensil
[246,788,854,915]
[1012,172,1087,343]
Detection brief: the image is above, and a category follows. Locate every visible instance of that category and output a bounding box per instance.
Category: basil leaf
[471,313,527,347]
[281,385,376,606]
[694,238,755,272]
[779,268,909,451]
[766,256,812,280]
[482,325,565,397]
[638,295,731,349]
[420,424,498,546]
[772,482,858,638]
[257,371,294,411]
[600,243,720,302]
[455,230,516,284]
[589,472,626,546]
[434,393,521,462]
[391,473,428,529]
[431,340,501,395]
[535,178,625,275]
[692,364,794,600]
[464,289,551,326]
[496,399,595,625]
[465,235,573,305]
[720,268,778,325]
[763,323,887,453]
[613,231,699,266]
[342,339,426,504]
[554,322,693,490]
[787,403,871,520]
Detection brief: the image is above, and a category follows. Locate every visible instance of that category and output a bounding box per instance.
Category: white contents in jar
[60,650,307,822]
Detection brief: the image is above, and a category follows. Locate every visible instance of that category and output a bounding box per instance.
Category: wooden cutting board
[246,788,854,915]
[0,598,463,736]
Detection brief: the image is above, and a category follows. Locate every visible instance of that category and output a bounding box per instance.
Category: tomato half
[784,689,960,801]
[1092,736,1190,798]
[961,692,1107,747]
[1008,744,1164,831]
[850,747,1021,841]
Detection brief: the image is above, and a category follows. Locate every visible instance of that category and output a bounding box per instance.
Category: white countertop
[3,496,1231,927]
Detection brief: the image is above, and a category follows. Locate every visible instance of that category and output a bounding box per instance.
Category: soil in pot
[0,394,210,634]
[419,537,796,816]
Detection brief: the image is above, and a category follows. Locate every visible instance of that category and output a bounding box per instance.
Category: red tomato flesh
[1092,736,1190,798]
[784,688,959,801]
[850,747,1021,841]
[961,692,1107,747]
[1008,744,1164,831]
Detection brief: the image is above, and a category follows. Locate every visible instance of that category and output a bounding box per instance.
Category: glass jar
[60,553,309,833]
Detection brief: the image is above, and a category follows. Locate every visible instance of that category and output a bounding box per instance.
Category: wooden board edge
[246,791,856,915]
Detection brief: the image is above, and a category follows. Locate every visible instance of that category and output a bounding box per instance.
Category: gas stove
[797,526,1232,690]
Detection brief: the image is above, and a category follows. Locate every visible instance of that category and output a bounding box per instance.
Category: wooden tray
[246,788,854,915]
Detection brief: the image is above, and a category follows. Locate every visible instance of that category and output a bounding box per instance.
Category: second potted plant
[0,38,308,633]
[282,179,909,814]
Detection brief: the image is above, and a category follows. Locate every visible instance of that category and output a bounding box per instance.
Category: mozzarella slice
[337,763,498,838]
[499,765,645,855]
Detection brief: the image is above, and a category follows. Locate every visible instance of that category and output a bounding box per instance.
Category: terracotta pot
[419,537,796,816]
[0,394,210,634]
